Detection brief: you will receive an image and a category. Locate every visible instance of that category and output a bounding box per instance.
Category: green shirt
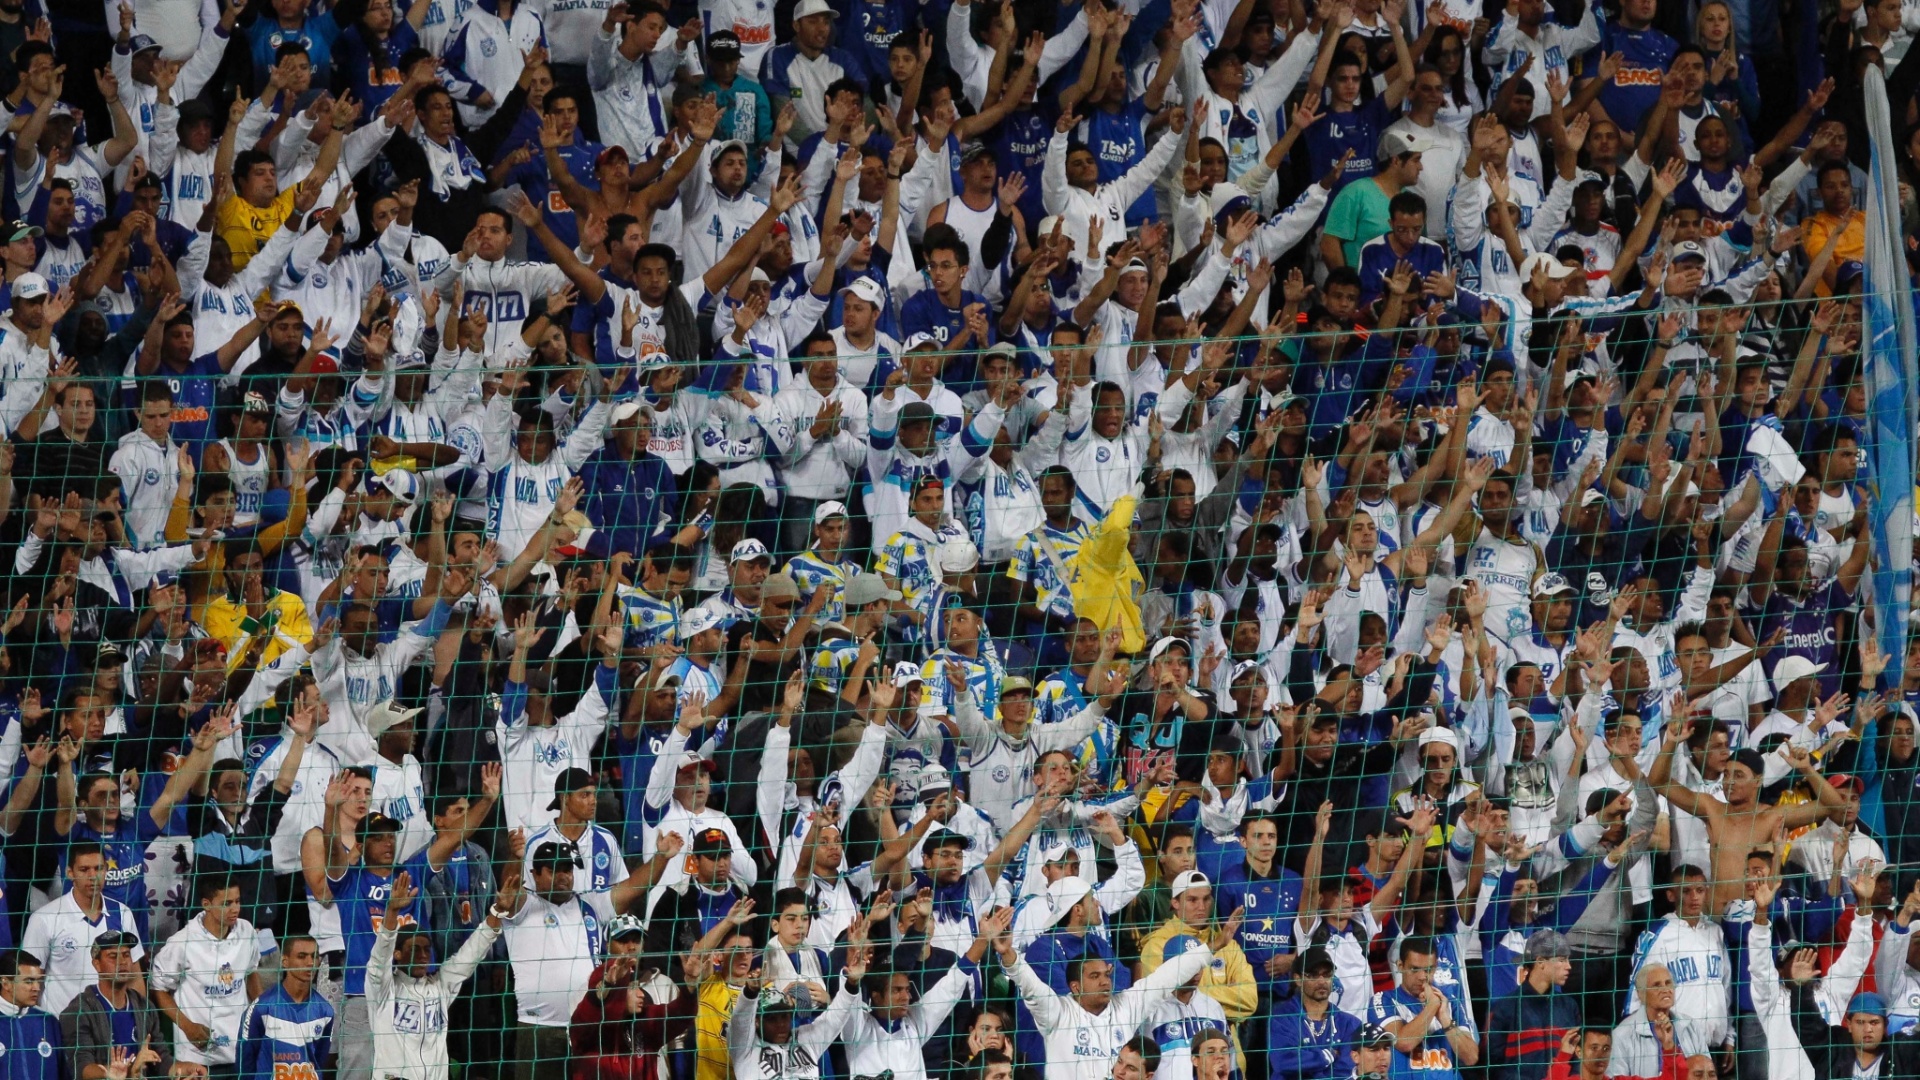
[1325,178,1394,267]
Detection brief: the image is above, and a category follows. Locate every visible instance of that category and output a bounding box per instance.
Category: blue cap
[1163,934,1207,957]
[1850,992,1888,1018]
[1834,259,1865,289]
[152,570,178,589]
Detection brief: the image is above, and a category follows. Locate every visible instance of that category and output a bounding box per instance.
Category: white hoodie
[366,920,500,1080]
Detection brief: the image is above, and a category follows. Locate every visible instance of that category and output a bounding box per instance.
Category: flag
[1861,65,1916,691]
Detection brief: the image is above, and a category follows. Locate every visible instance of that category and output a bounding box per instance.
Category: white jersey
[479,394,612,561]
[244,724,345,874]
[449,254,569,358]
[949,691,1109,831]
[150,914,263,1066]
[678,171,769,285]
[177,223,297,382]
[1007,946,1213,1080]
[502,889,617,1026]
[727,982,863,1080]
[497,665,616,834]
[1465,528,1541,642]
[1465,406,1516,467]
[217,439,272,528]
[310,622,444,767]
[367,921,499,1080]
[445,5,547,129]
[20,893,145,1015]
[371,754,432,864]
[1629,913,1731,1047]
[841,964,974,1080]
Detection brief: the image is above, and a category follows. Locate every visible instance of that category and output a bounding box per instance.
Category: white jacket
[367,920,500,1080]
[1628,912,1732,1047]
[1008,944,1213,1080]
[770,380,869,501]
[841,962,976,1080]
[0,314,55,440]
[443,253,570,359]
[1744,922,1817,1080]
[728,980,862,1080]
[109,428,180,550]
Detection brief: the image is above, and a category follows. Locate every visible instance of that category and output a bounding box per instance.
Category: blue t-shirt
[1303,96,1394,192]
[1367,985,1464,1079]
[1082,102,1157,225]
[899,288,995,389]
[1761,580,1856,700]
[508,140,602,261]
[239,984,334,1080]
[1588,20,1677,134]
[992,111,1052,231]
[329,852,440,996]
[63,812,161,936]
[157,352,227,460]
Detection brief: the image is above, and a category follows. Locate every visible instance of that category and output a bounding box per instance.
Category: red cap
[770,221,790,238]
[310,353,340,375]
[596,145,629,170]
[1829,773,1865,794]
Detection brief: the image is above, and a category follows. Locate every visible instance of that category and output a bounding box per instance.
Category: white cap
[843,276,886,309]
[793,0,838,17]
[1531,573,1577,598]
[937,536,979,573]
[366,699,423,735]
[1771,655,1826,695]
[1418,726,1462,753]
[1041,841,1077,864]
[1520,252,1576,281]
[612,400,647,423]
[1149,636,1191,662]
[1170,870,1211,898]
[813,500,849,525]
[1580,487,1610,507]
[729,538,772,564]
[1379,128,1437,157]
[1042,875,1093,930]
[680,606,724,639]
[891,660,924,689]
[9,272,48,302]
[749,267,772,285]
[377,469,419,505]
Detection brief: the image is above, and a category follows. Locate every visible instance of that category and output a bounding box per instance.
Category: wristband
[489,904,513,920]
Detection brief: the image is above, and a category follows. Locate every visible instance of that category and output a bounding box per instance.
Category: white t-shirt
[21,893,145,1015]
[150,914,263,1066]
[501,889,615,1026]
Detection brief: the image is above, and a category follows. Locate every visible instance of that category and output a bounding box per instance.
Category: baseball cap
[359,813,403,839]
[675,750,717,775]
[595,144,630,171]
[377,469,419,505]
[1835,259,1866,289]
[904,331,940,352]
[959,141,995,166]
[10,272,48,301]
[547,767,596,810]
[813,501,849,525]
[607,914,646,941]
[843,276,887,309]
[900,401,938,423]
[981,341,1019,364]
[680,606,724,638]
[1770,655,1826,695]
[760,572,802,601]
[920,826,972,853]
[793,0,838,18]
[1041,841,1078,864]
[707,29,742,57]
[1149,636,1192,662]
[530,840,571,869]
[1670,240,1709,264]
[3,221,41,244]
[891,660,924,688]
[1531,573,1577,598]
[126,34,161,54]
[1169,869,1210,898]
[917,770,955,798]
[1359,1022,1395,1049]
[1828,773,1865,794]
[1519,252,1575,281]
[691,826,732,855]
[651,669,683,692]
[611,400,647,423]
[1162,933,1208,958]
[729,538,772,564]
[1000,675,1034,698]
[844,572,903,607]
[365,699,423,736]
[1580,487,1610,507]
[242,391,274,415]
[1379,128,1436,157]
[1522,928,1572,964]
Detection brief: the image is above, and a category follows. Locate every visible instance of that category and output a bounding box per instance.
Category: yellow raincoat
[1066,495,1147,654]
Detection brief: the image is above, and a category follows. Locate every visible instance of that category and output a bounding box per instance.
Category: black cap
[692,827,732,856]
[91,931,139,955]
[900,401,937,423]
[707,29,742,57]
[1359,1022,1395,1049]
[919,827,973,855]
[531,840,572,869]
[547,767,596,810]
[1298,945,1335,976]
[95,643,126,668]
[358,814,402,840]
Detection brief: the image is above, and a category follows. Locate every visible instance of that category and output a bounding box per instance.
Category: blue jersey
[1368,985,1464,1080]
[1082,102,1157,225]
[61,813,161,939]
[156,353,228,460]
[1588,17,1677,134]
[1302,96,1393,192]
[0,1005,61,1080]
[1212,856,1304,983]
[329,853,440,996]
[835,0,908,82]
[899,288,995,387]
[1356,234,1450,308]
[992,111,1052,231]
[239,984,333,1080]
[1268,996,1361,1080]
[1760,580,1854,700]
[508,140,601,261]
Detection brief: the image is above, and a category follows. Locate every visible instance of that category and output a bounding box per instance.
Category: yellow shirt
[204,589,313,673]
[695,978,742,1080]
[1802,209,1867,297]
[166,480,308,625]
[1137,917,1260,1023]
[1068,494,1146,654]
[215,187,297,270]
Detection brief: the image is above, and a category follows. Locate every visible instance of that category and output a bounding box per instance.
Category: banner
[1861,65,1917,692]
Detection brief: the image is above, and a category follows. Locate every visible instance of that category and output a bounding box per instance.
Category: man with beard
[1268,947,1362,1080]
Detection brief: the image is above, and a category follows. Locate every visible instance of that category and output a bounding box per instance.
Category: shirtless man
[1647,717,1849,913]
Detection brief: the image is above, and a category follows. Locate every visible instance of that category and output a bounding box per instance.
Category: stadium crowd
[0,0,1907,1077]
